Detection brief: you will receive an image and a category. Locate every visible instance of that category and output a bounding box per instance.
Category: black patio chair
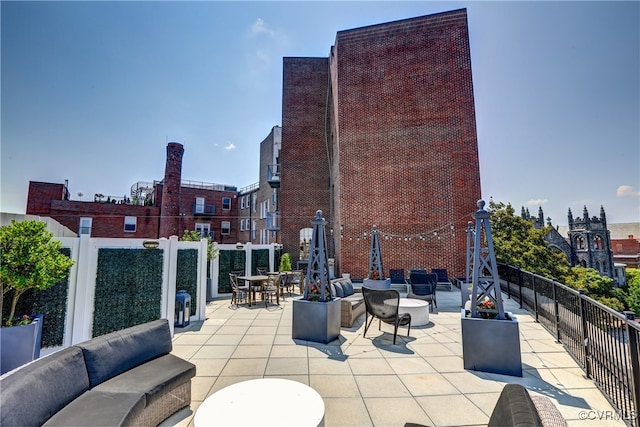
[408,271,437,312]
[362,287,411,344]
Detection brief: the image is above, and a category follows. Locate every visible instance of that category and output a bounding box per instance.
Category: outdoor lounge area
[163,286,627,427]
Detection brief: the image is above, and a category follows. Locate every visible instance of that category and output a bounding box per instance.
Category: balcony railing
[496,264,640,425]
[193,204,216,215]
[266,211,280,231]
[267,164,280,188]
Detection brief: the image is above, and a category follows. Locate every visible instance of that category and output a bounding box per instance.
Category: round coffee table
[398,298,430,326]
[194,378,325,427]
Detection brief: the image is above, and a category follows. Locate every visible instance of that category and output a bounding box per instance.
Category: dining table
[237,275,272,306]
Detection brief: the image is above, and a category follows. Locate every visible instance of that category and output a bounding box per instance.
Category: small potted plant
[1,220,74,373]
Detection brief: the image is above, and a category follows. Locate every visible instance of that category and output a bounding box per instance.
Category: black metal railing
[499,264,640,426]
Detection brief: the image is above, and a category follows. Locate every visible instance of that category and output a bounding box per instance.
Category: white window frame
[79,217,92,235]
[240,219,245,231]
[240,197,245,209]
[222,197,231,210]
[221,221,231,236]
[124,216,137,232]
[195,197,205,214]
[195,223,210,237]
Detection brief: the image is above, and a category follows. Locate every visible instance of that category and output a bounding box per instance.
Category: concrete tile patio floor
[163,287,626,427]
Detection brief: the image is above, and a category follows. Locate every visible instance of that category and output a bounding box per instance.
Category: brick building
[238,126,282,245]
[280,9,481,278]
[26,143,240,243]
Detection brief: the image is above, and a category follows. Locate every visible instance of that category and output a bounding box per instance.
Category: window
[272,190,277,205]
[575,236,585,250]
[594,235,603,250]
[252,220,256,240]
[222,197,231,210]
[195,223,210,237]
[252,194,256,212]
[260,200,269,219]
[195,197,205,214]
[79,217,92,235]
[124,216,137,232]
[240,220,245,231]
[221,221,231,235]
[240,197,245,209]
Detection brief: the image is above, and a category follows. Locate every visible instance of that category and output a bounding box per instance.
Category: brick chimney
[159,142,184,237]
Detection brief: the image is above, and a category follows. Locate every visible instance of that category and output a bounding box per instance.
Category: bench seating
[1,319,195,427]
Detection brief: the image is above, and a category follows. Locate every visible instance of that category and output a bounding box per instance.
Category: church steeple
[600,205,607,226]
[568,208,573,227]
[583,206,590,225]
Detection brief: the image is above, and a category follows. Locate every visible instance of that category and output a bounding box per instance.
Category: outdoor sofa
[0,319,195,427]
[330,277,365,327]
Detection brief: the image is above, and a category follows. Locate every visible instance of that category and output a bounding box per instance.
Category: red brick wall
[334,10,480,279]
[26,182,68,215]
[176,185,239,244]
[281,57,332,262]
[48,200,160,238]
[159,142,184,237]
[281,10,481,279]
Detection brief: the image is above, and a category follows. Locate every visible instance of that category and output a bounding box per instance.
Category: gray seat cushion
[43,390,146,427]
[343,294,363,308]
[77,319,172,387]
[0,347,90,427]
[94,354,196,404]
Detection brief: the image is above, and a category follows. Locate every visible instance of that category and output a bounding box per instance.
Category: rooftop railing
[498,264,639,426]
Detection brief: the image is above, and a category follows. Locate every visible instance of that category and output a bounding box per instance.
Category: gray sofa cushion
[334,281,345,297]
[95,354,196,404]
[77,319,172,387]
[0,347,90,427]
[342,281,354,296]
[488,384,542,427]
[43,390,146,427]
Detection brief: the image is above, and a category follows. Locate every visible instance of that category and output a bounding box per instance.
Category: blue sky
[2,1,638,227]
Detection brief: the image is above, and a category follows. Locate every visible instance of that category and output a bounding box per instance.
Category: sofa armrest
[530,395,568,427]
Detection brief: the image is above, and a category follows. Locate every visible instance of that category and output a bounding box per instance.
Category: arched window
[595,261,601,272]
[593,235,603,250]
[576,236,585,250]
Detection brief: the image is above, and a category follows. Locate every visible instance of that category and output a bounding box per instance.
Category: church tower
[567,206,615,278]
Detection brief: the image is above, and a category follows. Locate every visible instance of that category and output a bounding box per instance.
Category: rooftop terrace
[164,288,627,427]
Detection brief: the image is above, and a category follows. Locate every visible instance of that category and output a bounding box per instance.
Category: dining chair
[290,270,304,294]
[407,271,437,312]
[362,287,411,344]
[229,273,249,307]
[261,274,281,307]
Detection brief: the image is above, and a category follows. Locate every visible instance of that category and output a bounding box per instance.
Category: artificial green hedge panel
[3,247,72,348]
[177,249,198,315]
[218,249,246,293]
[252,249,270,275]
[93,248,163,337]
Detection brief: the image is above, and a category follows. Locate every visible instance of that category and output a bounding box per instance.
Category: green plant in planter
[279,253,292,272]
[0,220,74,326]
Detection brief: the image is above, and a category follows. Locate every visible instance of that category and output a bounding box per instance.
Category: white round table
[398,298,430,326]
[194,378,325,427]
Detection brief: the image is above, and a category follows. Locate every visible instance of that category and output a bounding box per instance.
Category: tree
[0,220,74,326]
[179,230,218,261]
[488,201,571,281]
[279,253,292,272]
[625,268,640,315]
